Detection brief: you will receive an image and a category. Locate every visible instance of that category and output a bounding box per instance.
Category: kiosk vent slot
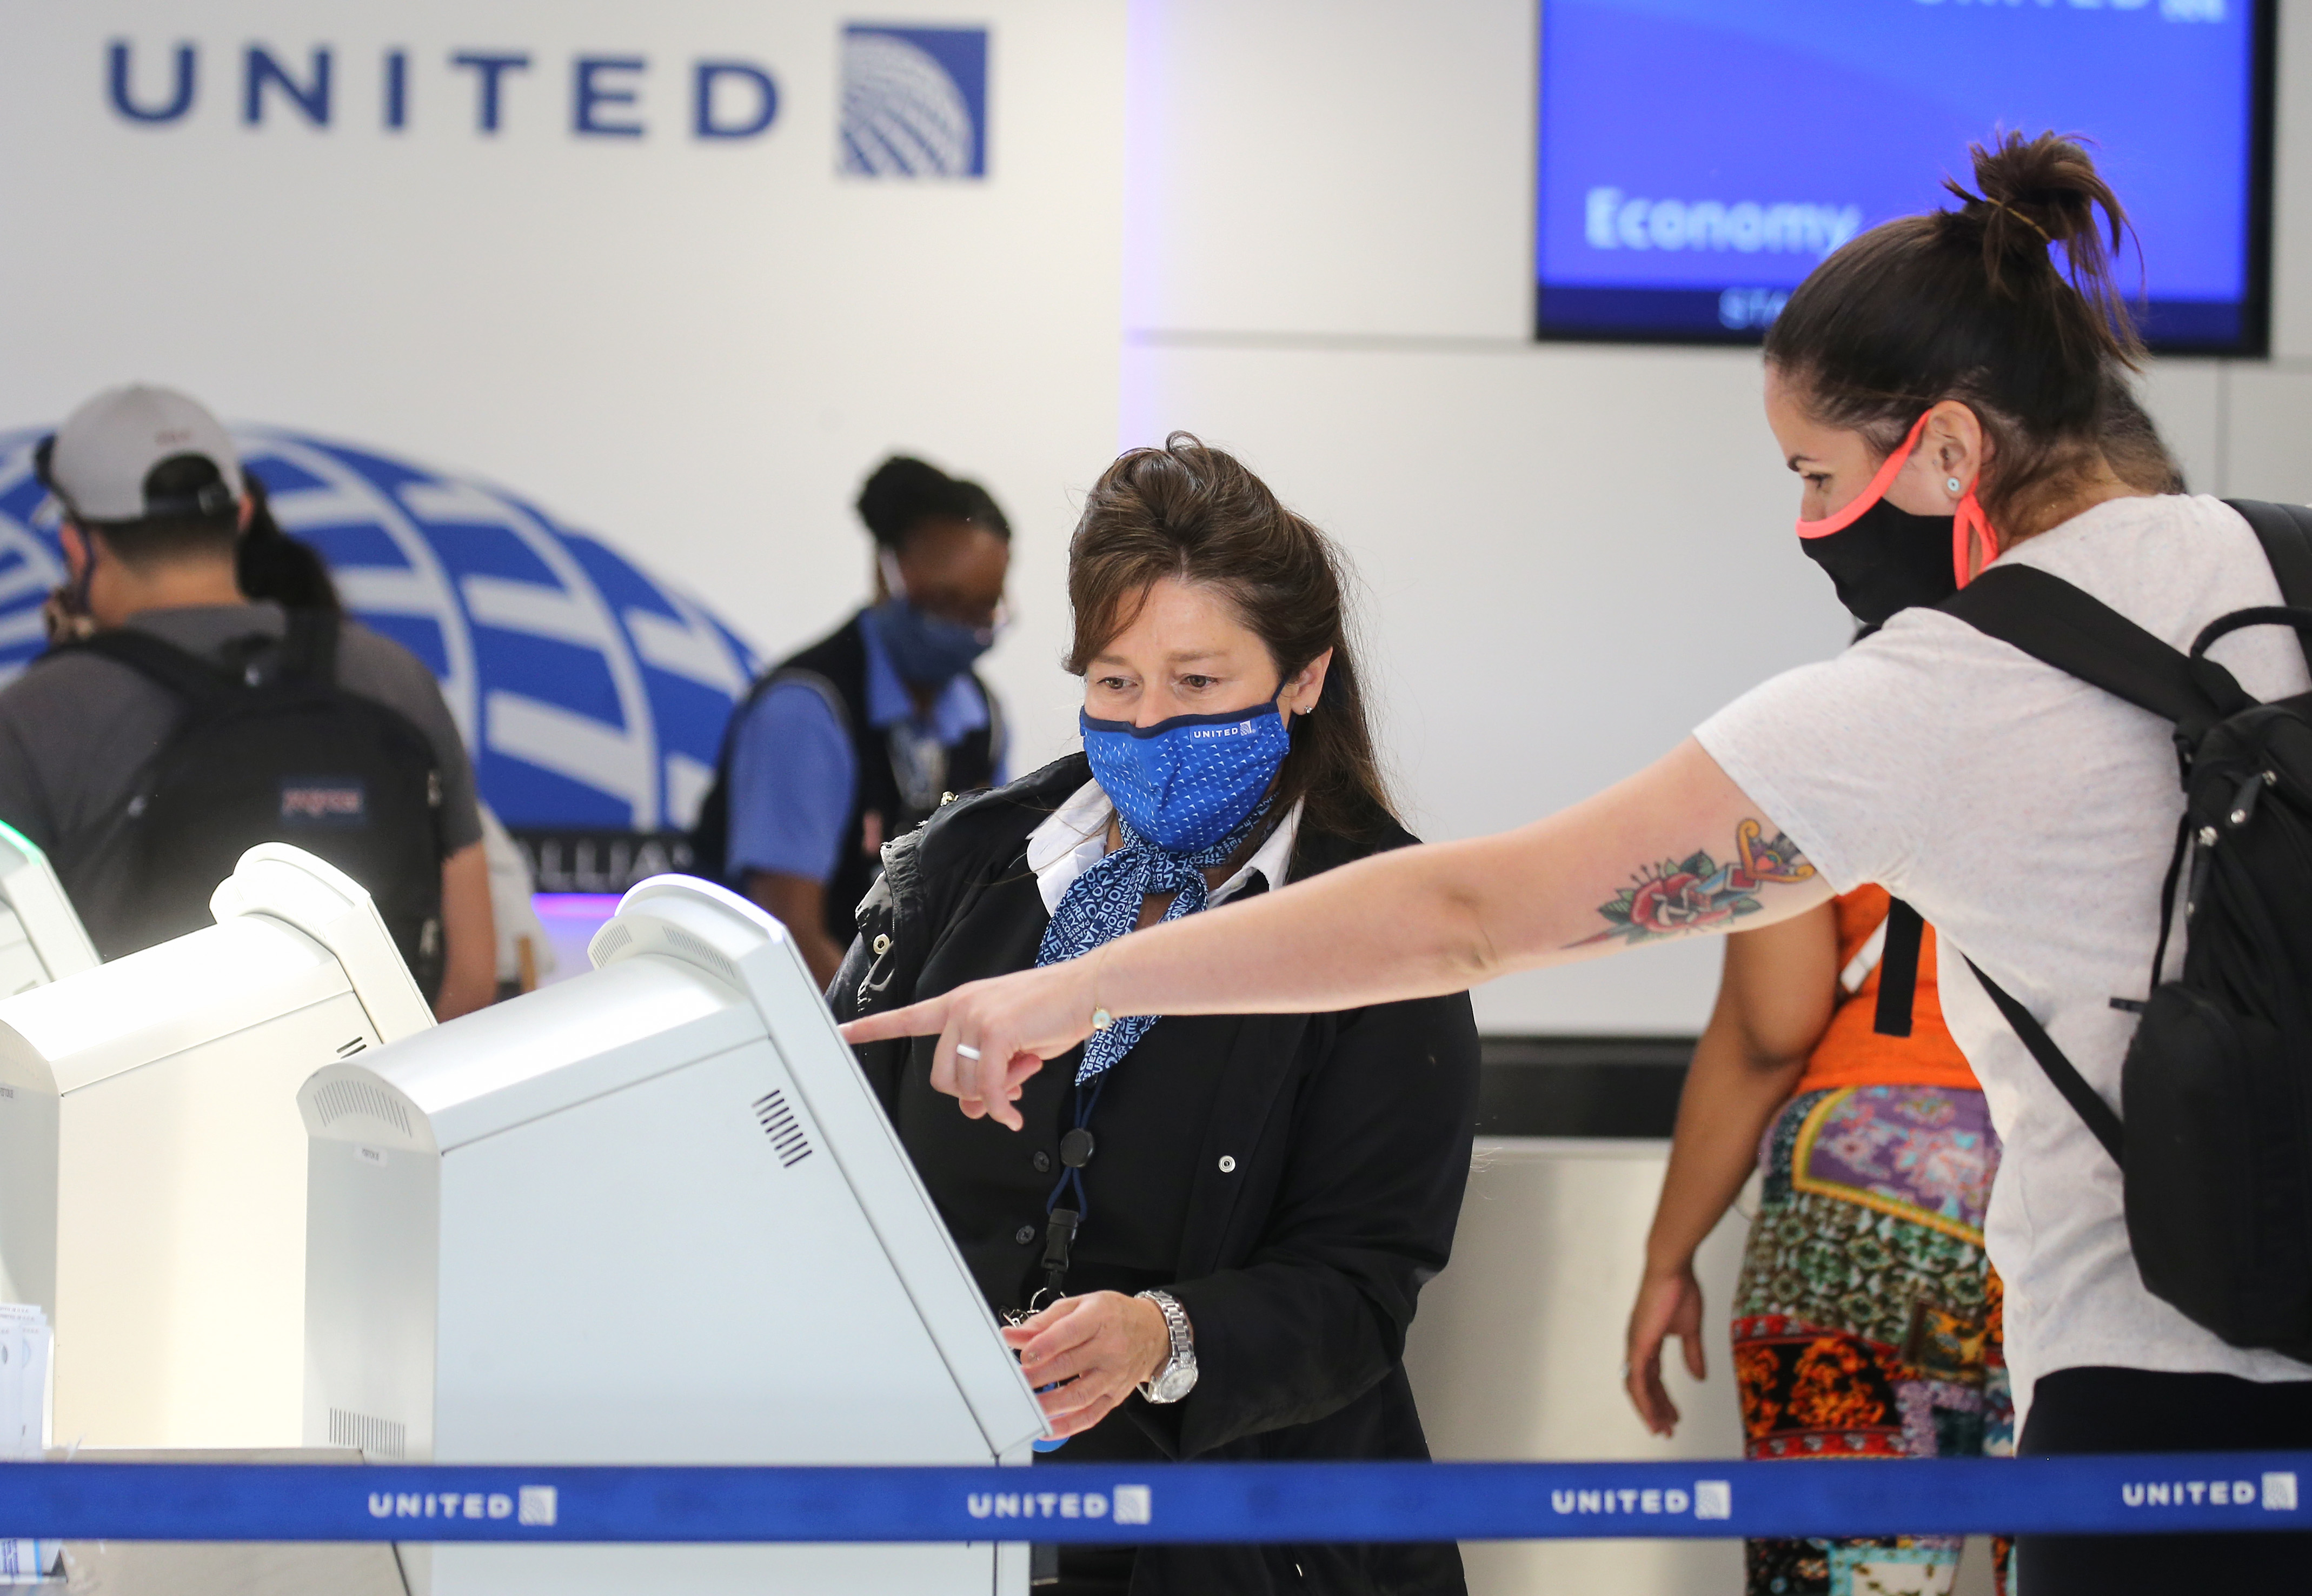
[752,1090,813,1168]
[335,1036,368,1058]
[665,926,739,986]
[313,1079,412,1138]
[328,1407,407,1459]
[591,922,634,962]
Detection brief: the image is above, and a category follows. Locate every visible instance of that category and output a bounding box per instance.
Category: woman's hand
[1002,1292,1172,1440]
[1624,1263,1708,1438]
[839,959,1100,1132]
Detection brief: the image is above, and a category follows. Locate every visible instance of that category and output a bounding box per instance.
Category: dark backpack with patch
[1942,498,2312,1360]
[52,610,448,995]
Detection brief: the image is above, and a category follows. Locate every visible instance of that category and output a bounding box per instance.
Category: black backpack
[1942,498,2312,1360]
[51,610,448,995]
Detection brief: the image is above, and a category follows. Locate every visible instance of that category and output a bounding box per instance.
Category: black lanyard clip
[1041,1206,1081,1299]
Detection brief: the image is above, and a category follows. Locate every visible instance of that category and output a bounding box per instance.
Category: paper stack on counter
[0,1304,55,1584]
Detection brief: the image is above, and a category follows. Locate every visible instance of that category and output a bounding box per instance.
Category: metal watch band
[1136,1289,1196,1404]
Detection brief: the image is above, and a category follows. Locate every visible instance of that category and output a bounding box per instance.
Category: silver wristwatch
[1136,1289,1198,1404]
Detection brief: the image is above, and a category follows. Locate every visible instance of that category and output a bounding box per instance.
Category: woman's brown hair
[1765,131,2147,541]
[1065,433,1398,845]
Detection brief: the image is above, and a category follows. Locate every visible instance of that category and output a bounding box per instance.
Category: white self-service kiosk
[0,823,97,999]
[301,876,1046,1596]
[0,825,96,1331]
[0,844,435,1450]
[0,1046,56,1335]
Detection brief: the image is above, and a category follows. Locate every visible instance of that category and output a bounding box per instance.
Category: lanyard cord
[1047,1076,1104,1216]
[1036,1076,1105,1303]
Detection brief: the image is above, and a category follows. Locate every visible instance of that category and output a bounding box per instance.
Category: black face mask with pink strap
[1796,412,1996,631]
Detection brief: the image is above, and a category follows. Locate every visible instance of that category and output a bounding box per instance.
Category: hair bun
[854,455,1012,547]
[1957,130,2125,256]
[855,456,955,546]
[1944,130,2137,341]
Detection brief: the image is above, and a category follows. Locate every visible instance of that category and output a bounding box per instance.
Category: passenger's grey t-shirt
[1697,494,2312,1418]
[0,602,483,939]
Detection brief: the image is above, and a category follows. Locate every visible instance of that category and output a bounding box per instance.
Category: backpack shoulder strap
[2224,500,2312,674]
[2225,499,2312,609]
[277,607,342,684]
[1963,956,2125,1165]
[1942,563,2230,739]
[60,628,236,714]
[1870,898,1924,1039]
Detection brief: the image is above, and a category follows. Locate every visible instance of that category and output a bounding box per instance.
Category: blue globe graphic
[0,425,759,833]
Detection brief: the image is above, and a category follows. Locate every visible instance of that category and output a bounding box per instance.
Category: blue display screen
[1535,0,2266,350]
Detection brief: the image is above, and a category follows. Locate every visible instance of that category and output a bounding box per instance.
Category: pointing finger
[839,996,952,1045]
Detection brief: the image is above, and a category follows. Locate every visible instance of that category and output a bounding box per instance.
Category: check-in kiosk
[0,822,97,998]
[302,876,1045,1596]
[0,1056,56,1340]
[0,828,89,1333]
[0,844,434,1449]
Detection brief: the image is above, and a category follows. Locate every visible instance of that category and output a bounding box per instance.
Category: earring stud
[1946,477,1964,494]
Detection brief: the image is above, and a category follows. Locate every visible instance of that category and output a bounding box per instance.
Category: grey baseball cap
[37,384,243,525]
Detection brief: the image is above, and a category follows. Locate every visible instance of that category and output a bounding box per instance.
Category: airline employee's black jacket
[834,755,1481,1596]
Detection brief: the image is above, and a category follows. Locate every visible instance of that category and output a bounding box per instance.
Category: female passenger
[848,135,2312,1593]
[1630,895,2014,1596]
[1624,399,2184,1596]
[834,436,1481,1596]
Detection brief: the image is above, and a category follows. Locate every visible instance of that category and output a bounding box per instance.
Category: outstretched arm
[841,737,1831,1128]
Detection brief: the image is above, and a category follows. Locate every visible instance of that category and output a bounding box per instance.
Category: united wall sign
[102,25,993,176]
[0,427,759,856]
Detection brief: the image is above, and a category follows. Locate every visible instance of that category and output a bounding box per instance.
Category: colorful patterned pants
[1734,1086,2012,1596]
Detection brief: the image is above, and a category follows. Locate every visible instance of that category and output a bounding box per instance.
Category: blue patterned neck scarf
[1035,795,1272,1083]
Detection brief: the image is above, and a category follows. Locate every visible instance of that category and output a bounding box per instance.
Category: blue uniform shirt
[726,614,1004,885]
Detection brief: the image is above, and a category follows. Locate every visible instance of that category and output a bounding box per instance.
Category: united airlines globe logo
[0,427,757,834]
[840,25,988,178]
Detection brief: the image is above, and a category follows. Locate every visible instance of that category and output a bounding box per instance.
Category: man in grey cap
[0,383,495,1017]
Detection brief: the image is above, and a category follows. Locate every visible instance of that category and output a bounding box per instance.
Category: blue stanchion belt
[0,1455,2307,1544]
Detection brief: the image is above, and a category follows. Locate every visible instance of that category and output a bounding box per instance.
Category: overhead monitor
[1533,0,2275,353]
[0,845,434,1449]
[0,823,97,998]
[302,876,1046,1596]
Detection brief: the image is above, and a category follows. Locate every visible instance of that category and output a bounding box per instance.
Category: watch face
[1150,1362,1197,1404]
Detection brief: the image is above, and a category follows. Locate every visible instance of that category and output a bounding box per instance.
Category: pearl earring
[1946,477,1964,494]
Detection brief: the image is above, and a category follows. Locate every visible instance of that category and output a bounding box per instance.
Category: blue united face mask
[869,597,995,688]
[1080,702,1291,853]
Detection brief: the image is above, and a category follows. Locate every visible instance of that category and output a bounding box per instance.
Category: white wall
[1400,1140,1751,1596]
[1124,0,2312,1034]
[0,0,1126,786]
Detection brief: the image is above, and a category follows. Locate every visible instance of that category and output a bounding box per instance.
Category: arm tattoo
[1574,819,1815,947]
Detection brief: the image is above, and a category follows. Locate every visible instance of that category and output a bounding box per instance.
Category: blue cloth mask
[869,598,995,688]
[1079,703,1290,853]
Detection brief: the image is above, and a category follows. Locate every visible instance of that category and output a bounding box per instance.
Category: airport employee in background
[849,135,2312,1592]
[695,456,1011,989]
[0,384,494,1018]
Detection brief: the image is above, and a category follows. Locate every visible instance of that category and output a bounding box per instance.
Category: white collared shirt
[1026,780,1301,917]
